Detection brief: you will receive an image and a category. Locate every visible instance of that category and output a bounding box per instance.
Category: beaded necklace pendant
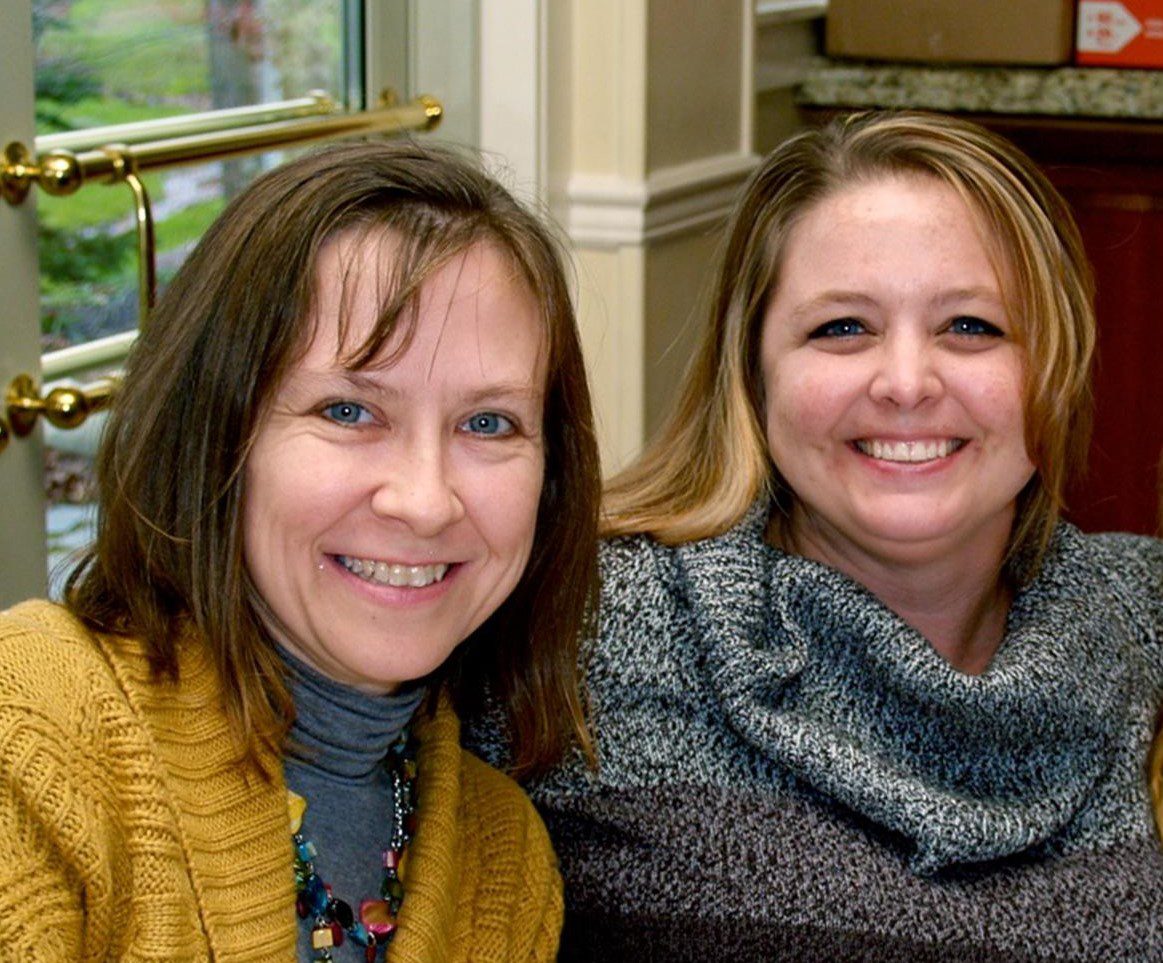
[290,729,419,962]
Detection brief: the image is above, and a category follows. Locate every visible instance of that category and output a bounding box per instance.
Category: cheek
[245,457,326,532]
[961,359,1029,451]
[241,456,299,582]
[512,462,547,548]
[241,438,349,571]
[468,454,546,554]
[764,364,845,458]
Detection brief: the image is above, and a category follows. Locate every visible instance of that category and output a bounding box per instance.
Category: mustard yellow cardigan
[0,600,562,961]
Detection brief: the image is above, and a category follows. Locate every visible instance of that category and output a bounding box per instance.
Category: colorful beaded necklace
[289,729,419,961]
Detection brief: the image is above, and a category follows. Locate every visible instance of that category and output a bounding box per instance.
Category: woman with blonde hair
[512,111,1163,960]
[0,141,600,960]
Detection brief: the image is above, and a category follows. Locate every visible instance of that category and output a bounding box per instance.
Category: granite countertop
[797,58,1163,120]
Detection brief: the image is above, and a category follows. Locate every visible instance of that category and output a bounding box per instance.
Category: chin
[850,513,969,552]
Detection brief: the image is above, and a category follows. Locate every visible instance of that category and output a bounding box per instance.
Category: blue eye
[948,316,1003,337]
[809,318,866,339]
[460,412,514,436]
[323,401,369,425]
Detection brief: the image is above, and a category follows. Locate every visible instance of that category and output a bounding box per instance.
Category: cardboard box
[1075,1,1163,68]
[825,0,1076,66]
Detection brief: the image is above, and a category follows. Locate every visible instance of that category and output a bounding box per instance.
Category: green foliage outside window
[33,0,343,348]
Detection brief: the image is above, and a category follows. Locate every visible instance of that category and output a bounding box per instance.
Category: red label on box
[1076,0,1163,67]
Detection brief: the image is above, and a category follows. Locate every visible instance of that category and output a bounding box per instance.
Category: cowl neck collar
[678,504,1135,873]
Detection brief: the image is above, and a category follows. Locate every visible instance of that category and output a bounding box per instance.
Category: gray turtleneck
[279,647,424,961]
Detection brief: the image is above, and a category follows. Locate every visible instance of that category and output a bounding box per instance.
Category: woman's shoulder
[0,601,148,832]
[1046,527,1163,660]
[596,509,773,628]
[596,532,682,618]
[0,599,164,769]
[1057,526,1163,607]
[1077,527,1163,571]
[0,599,119,697]
[2,596,89,638]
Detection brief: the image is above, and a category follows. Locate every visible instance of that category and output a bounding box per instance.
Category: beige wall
[642,231,717,440]
[647,2,745,169]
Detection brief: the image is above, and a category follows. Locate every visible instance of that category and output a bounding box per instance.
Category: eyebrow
[788,286,1004,321]
[287,368,543,404]
[929,286,1006,309]
[787,291,878,323]
[454,383,544,405]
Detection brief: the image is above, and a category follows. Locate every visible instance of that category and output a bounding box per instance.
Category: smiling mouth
[854,438,966,463]
[337,556,451,587]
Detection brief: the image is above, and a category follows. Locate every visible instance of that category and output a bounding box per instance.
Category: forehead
[301,229,547,380]
[795,175,978,248]
[774,174,1009,292]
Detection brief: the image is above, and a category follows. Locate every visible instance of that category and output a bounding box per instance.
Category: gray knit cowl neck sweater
[508,505,1163,961]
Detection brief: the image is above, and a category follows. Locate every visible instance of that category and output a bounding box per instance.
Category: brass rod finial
[0,415,9,455]
[5,373,116,436]
[38,150,85,197]
[2,142,87,204]
[418,95,443,131]
[307,89,337,112]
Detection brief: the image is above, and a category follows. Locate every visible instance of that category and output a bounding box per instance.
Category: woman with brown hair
[518,111,1163,960]
[0,140,600,960]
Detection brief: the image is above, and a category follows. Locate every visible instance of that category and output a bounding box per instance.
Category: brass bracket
[102,146,156,324]
[0,142,34,204]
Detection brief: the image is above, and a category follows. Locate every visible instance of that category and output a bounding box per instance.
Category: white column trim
[756,0,828,25]
[565,151,759,247]
[478,0,546,198]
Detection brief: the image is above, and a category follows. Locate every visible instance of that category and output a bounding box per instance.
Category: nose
[369,438,466,536]
[868,329,943,409]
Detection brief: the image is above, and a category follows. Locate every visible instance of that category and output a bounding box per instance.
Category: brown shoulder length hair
[66,140,600,779]
[603,110,1095,583]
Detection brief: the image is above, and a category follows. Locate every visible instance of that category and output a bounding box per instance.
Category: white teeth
[856,439,964,463]
[339,556,450,587]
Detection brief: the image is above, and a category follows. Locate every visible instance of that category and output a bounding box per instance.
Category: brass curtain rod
[36,91,338,153]
[2,95,442,204]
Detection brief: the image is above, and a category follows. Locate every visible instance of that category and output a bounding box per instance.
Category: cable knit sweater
[514,508,1163,962]
[0,599,562,962]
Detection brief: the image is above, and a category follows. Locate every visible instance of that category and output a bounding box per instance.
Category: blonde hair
[604,110,1095,580]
